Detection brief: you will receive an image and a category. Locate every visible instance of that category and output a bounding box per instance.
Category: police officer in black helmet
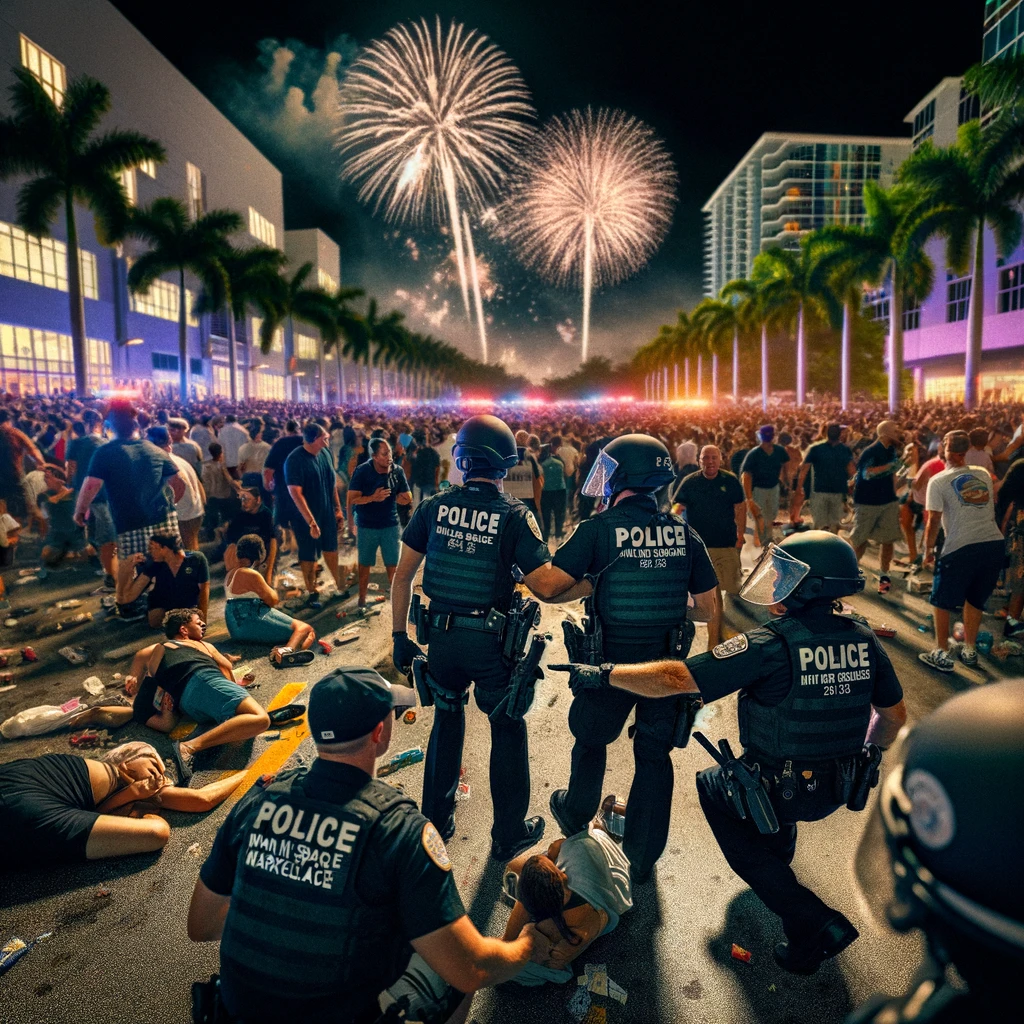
[541,433,721,885]
[847,679,1024,1024]
[391,415,583,861]
[554,531,908,971]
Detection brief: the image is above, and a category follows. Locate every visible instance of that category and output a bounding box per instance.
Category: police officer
[390,415,574,860]
[845,678,1023,1023]
[553,531,908,971]
[187,667,552,1023]
[542,433,720,885]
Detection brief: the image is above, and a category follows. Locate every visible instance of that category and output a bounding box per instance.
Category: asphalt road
[0,528,1009,1024]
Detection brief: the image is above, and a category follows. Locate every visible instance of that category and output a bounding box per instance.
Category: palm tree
[899,121,1024,409]
[691,297,737,404]
[127,198,242,401]
[0,69,165,396]
[195,244,285,401]
[324,286,366,402]
[260,263,341,404]
[962,52,1024,118]
[364,300,408,402]
[721,278,773,411]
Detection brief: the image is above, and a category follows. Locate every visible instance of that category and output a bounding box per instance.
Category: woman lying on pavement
[223,533,316,667]
[0,741,244,867]
[501,823,633,985]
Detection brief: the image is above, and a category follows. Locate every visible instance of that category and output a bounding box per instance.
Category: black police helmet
[602,434,675,494]
[780,530,864,603]
[880,679,1024,960]
[452,415,519,478]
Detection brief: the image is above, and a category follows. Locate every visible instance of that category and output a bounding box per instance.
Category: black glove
[548,662,613,696]
[392,632,423,672]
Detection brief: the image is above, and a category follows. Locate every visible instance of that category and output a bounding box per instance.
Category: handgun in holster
[693,731,780,835]
[490,631,550,722]
[668,618,700,747]
[409,654,433,708]
[845,743,882,811]
[561,596,604,667]
[191,975,229,1024]
[410,594,430,645]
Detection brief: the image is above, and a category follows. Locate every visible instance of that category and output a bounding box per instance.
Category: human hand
[520,922,555,965]
[548,663,609,696]
[124,675,139,696]
[127,552,146,568]
[373,487,392,503]
[309,521,321,539]
[226,653,242,665]
[747,500,761,517]
[335,509,345,525]
[392,632,423,672]
[73,509,89,527]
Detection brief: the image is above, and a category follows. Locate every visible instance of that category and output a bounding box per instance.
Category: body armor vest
[504,457,536,500]
[593,502,694,633]
[739,615,876,762]
[219,768,416,1021]
[421,485,516,612]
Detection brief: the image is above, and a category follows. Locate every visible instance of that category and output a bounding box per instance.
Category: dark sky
[111,0,984,377]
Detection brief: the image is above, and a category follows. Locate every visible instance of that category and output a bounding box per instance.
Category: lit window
[138,159,157,179]
[130,275,198,326]
[903,295,921,331]
[186,163,204,220]
[295,333,319,360]
[946,276,972,323]
[248,207,276,248]
[0,221,97,299]
[998,262,1024,312]
[250,316,283,352]
[120,168,136,206]
[0,322,111,395]
[213,364,232,397]
[255,371,285,400]
[317,268,337,292]
[19,35,65,106]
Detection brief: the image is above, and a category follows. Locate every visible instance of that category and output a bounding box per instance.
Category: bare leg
[1010,592,1024,619]
[323,550,344,590]
[707,588,723,649]
[932,606,951,648]
[72,706,134,729]
[282,619,315,651]
[854,542,867,561]
[880,543,894,574]
[100,541,118,579]
[385,565,397,593]
[962,601,984,648]
[358,565,371,606]
[180,696,270,756]
[899,504,917,562]
[300,560,318,596]
[85,813,170,859]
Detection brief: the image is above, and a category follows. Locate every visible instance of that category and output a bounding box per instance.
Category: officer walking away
[846,679,1024,1024]
[391,415,575,860]
[542,434,720,885]
[187,667,553,1024]
[554,531,907,971]
[741,425,789,548]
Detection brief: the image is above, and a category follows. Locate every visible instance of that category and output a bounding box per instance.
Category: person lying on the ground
[225,533,315,661]
[0,741,244,867]
[116,532,210,628]
[39,464,94,567]
[501,825,632,985]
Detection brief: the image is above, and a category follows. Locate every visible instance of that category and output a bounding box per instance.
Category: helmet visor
[581,449,619,498]
[739,543,812,605]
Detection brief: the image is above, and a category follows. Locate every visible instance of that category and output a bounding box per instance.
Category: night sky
[110,0,984,379]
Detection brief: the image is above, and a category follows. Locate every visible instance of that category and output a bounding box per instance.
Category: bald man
[850,420,904,595]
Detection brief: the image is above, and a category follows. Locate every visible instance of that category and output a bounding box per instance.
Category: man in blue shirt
[349,438,412,607]
[851,420,904,595]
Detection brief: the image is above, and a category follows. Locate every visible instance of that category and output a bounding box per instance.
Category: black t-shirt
[86,438,177,533]
[730,448,749,477]
[66,434,107,501]
[263,435,304,523]
[284,446,338,525]
[350,461,410,529]
[740,445,790,489]
[38,489,78,535]
[410,446,441,488]
[854,440,899,505]
[803,441,854,495]
[677,470,746,547]
[224,505,275,548]
[0,753,99,866]
[200,760,465,1019]
[140,550,210,611]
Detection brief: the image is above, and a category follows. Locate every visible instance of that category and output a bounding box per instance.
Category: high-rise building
[702,133,910,298]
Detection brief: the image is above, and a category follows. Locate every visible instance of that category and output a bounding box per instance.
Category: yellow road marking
[170,721,196,740]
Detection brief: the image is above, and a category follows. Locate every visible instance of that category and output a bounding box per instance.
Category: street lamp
[124,337,143,376]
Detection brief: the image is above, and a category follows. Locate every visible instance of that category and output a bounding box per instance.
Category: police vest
[218,768,417,1021]
[504,457,536,500]
[593,502,693,634]
[421,484,517,612]
[739,615,876,762]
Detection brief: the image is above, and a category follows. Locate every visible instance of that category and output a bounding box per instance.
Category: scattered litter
[367,583,380,591]
[599,796,626,839]
[918,625,929,633]
[567,986,591,1021]
[13,576,38,586]
[55,599,82,611]
[906,576,932,594]
[0,932,52,977]
[256,772,277,789]
[991,640,1023,660]
[187,842,201,856]
[547,694,558,707]
[767,983,777,993]
[263,730,281,740]
[403,709,417,724]
[730,943,752,963]
[952,621,965,642]
[316,639,333,655]
[872,625,897,639]
[17,568,38,577]
[95,887,111,899]
[70,730,102,748]
[377,746,424,777]
[0,649,16,667]
[3,620,16,628]
[1,699,84,739]
[976,630,994,655]
[455,781,471,801]
[607,980,628,1005]
[693,703,719,729]
[59,646,91,666]
[112,673,122,681]
[82,676,104,695]
[0,684,15,693]
[21,647,37,663]
[587,968,609,996]
[583,1005,607,1023]
[333,630,360,646]
[0,672,12,686]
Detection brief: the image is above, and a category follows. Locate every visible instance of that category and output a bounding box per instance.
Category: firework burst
[337,17,534,361]
[505,107,677,362]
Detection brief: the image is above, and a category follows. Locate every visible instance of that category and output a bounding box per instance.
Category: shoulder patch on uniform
[525,511,543,541]
[421,822,452,871]
[712,634,749,659]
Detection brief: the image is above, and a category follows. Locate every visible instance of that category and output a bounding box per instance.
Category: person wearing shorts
[38,465,93,566]
[796,425,854,533]
[349,437,412,607]
[851,420,903,594]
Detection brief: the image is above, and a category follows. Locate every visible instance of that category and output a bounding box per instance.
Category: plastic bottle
[55,600,82,610]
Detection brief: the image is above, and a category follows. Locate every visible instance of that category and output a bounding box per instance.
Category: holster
[669,618,695,659]
[846,744,882,811]
[410,655,433,708]
[501,592,541,666]
[191,976,228,1024]
[410,594,430,645]
[561,618,603,667]
[490,631,550,722]
[671,695,703,748]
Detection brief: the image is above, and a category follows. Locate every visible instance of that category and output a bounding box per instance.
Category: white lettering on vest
[289,809,306,839]
[316,817,338,847]
[271,804,294,835]
[336,821,360,853]
[253,800,276,830]
[615,522,687,549]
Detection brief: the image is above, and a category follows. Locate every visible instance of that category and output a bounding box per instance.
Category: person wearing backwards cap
[188,667,553,1024]
[740,425,790,547]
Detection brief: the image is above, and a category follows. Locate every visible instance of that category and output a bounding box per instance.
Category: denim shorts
[357,524,401,567]
[86,502,116,547]
[225,598,296,645]
[179,667,246,723]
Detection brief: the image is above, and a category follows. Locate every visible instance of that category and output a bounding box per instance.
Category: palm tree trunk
[841,299,852,411]
[796,302,806,406]
[335,353,344,405]
[284,316,296,403]
[318,339,326,406]
[889,273,904,413]
[64,195,89,397]
[965,224,985,410]
[761,324,769,412]
[696,353,703,398]
[712,351,719,405]
[732,328,739,402]
[177,267,188,402]
[227,306,239,402]
[673,363,679,399]
[684,359,690,398]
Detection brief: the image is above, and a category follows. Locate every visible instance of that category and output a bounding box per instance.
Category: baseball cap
[944,430,971,454]
[399,433,413,449]
[308,667,416,744]
[757,425,775,442]
[146,425,170,446]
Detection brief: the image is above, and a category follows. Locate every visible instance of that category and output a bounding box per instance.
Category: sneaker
[774,913,859,974]
[877,575,892,595]
[102,574,116,591]
[304,594,323,611]
[1004,618,1024,638]
[490,816,545,862]
[958,645,978,667]
[118,608,146,623]
[171,740,194,786]
[919,648,956,673]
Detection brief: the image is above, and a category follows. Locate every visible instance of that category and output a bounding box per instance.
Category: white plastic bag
[1,701,85,739]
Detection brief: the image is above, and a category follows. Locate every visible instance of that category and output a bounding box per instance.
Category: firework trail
[463,210,488,363]
[504,107,676,363]
[337,17,533,361]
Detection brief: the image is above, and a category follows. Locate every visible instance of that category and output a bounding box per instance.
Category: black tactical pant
[696,761,842,942]
[422,627,531,849]
[562,640,679,877]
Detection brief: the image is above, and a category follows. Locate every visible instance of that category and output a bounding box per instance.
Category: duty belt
[429,609,505,634]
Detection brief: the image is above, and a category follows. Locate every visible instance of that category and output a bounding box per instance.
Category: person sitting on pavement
[502,825,632,986]
[116,532,210,628]
[0,741,244,867]
[38,464,94,568]
[225,534,316,664]
[222,484,277,581]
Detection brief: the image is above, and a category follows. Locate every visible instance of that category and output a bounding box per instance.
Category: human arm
[741,471,759,513]
[524,564,588,602]
[391,544,426,638]
[288,484,320,538]
[688,586,717,624]
[201,641,238,682]
[72,477,103,526]
[187,878,231,942]
[608,659,701,698]
[733,501,747,547]
[922,510,942,566]
[262,468,274,492]
[532,463,543,509]
[866,700,907,749]
[237,567,280,606]
[197,581,210,623]
[167,473,186,502]
[117,553,152,605]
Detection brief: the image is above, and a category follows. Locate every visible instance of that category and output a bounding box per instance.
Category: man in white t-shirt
[919,431,1005,673]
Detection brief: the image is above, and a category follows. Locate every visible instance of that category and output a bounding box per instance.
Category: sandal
[270,647,316,668]
[268,703,306,725]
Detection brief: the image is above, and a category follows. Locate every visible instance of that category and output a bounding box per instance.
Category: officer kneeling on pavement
[847,678,1024,1024]
[391,415,586,862]
[553,531,908,973]
[187,667,554,1024]
[542,433,720,885]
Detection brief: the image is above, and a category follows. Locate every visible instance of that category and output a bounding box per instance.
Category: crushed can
[600,794,627,839]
